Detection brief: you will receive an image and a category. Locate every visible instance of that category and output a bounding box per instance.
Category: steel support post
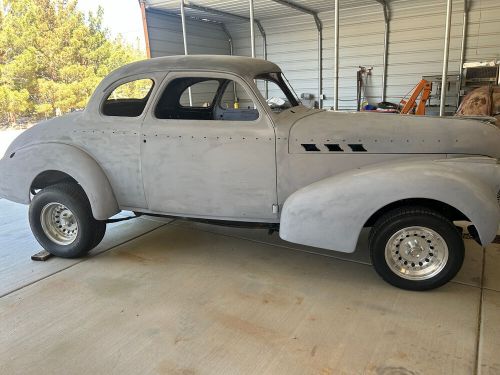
[457,0,468,106]
[440,0,453,116]
[376,0,390,102]
[179,0,192,106]
[334,0,339,110]
[249,0,256,58]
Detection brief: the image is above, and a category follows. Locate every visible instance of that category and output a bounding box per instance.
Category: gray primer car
[1,55,499,290]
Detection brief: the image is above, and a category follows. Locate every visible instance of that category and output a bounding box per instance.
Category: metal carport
[139,0,500,115]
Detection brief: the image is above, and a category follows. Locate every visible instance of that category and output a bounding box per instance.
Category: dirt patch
[212,311,281,342]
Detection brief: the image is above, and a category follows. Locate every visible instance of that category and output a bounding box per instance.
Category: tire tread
[369,206,464,291]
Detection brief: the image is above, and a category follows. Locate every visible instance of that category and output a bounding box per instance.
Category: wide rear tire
[29,183,106,258]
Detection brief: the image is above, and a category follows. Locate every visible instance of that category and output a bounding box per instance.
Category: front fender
[280,157,500,252]
[0,143,119,220]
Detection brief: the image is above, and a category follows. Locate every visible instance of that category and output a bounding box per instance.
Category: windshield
[254,72,300,113]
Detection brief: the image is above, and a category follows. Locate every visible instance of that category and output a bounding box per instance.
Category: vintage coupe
[1,56,499,290]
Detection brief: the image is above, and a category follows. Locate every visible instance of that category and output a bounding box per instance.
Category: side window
[219,81,256,110]
[216,81,259,121]
[102,79,154,117]
[179,80,220,107]
[155,77,259,121]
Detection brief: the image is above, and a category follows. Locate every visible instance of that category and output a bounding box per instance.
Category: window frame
[254,72,300,114]
[99,75,157,119]
[151,71,264,124]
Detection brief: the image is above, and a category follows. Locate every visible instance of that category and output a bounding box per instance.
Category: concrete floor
[0,199,499,375]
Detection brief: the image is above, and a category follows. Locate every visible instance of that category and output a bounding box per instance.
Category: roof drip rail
[269,0,323,109]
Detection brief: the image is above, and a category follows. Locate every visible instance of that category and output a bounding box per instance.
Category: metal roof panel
[144,0,388,23]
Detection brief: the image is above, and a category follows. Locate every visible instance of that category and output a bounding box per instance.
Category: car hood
[288,111,500,158]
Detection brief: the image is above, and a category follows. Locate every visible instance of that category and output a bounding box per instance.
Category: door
[140,71,278,221]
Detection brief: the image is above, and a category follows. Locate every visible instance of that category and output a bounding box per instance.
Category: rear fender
[279,158,500,252]
[0,143,119,220]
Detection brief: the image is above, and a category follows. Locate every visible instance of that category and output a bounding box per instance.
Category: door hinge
[272,204,280,214]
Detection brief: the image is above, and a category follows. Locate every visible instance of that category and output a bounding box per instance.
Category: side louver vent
[348,144,367,152]
[325,144,344,152]
[301,144,321,152]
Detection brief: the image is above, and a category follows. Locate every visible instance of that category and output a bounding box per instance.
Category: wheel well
[364,198,470,227]
[30,170,78,193]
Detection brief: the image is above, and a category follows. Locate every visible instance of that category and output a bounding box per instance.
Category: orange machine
[399,79,432,115]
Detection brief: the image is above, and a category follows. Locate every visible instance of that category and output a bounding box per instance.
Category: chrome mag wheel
[384,226,449,281]
[40,202,78,245]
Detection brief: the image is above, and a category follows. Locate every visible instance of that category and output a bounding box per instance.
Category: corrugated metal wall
[146,9,230,57]
[146,0,500,111]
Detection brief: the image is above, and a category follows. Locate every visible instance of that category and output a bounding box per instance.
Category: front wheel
[29,183,106,258]
[369,207,465,291]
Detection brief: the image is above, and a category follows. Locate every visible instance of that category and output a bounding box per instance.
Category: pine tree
[0,0,145,125]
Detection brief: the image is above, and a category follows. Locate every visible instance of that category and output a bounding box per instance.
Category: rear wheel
[92,220,107,249]
[29,183,106,258]
[369,207,464,291]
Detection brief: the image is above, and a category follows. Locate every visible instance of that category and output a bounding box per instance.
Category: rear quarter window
[102,79,154,117]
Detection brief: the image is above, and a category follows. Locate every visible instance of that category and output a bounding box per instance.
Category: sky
[76,0,146,51]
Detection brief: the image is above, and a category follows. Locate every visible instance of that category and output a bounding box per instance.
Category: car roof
[104,55,282,83]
